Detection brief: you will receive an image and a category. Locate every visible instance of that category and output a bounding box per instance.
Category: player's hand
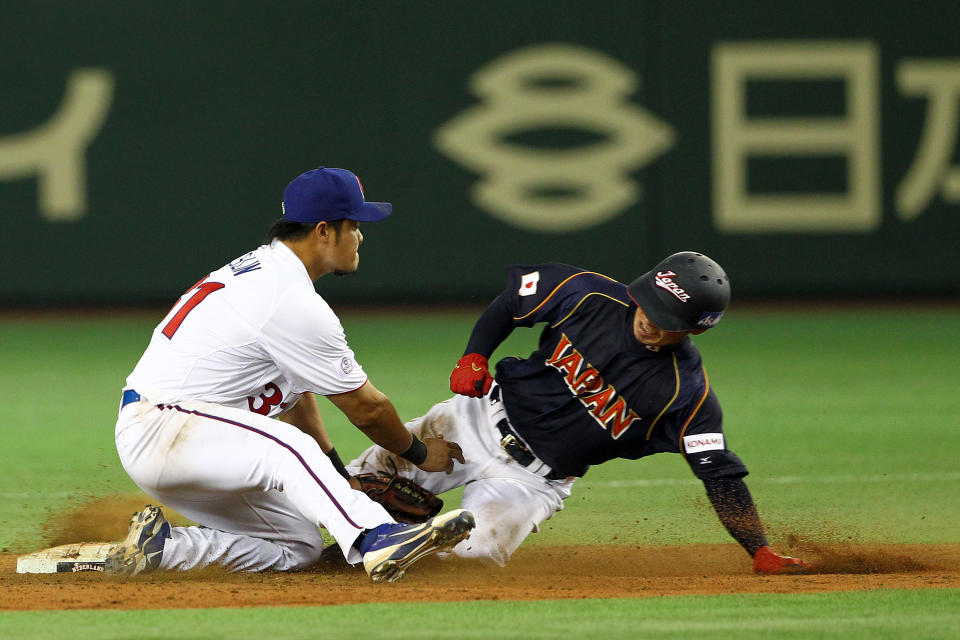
[450,353,493,397]
[753,545,811,574]
[417,436,465,474]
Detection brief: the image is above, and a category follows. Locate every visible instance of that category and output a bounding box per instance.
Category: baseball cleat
[361,509,475,583]
[104,505,171,576]
[753,545,811,574]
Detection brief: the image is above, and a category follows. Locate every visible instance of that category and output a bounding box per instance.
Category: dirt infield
[4,543,960,611]
[4,496,959,611]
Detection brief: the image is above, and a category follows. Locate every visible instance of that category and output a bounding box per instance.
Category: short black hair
[263,218,347,244]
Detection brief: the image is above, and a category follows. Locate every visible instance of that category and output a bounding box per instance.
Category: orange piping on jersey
[646,353,680,440]
[677,367,710,448]
[514,271,619,322]
[551,293,629,328]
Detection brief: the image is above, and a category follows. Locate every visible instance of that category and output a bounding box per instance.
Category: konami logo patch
[682,432,725,453]
[654,271,690,302]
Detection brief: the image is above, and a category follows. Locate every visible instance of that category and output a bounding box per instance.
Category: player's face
[331,220,363,275]
[632,306,688,347]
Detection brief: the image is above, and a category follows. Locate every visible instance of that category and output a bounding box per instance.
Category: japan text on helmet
[626,252,731,332]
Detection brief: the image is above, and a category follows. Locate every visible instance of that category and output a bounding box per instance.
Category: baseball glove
[354,472,443,524]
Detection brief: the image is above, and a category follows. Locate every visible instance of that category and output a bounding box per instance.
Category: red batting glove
[753,545,812,574]
[450,353,493,398]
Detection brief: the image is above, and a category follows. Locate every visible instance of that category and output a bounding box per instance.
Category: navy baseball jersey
[495,263,748,479]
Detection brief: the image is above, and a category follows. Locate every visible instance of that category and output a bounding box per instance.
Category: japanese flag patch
[519,271,540,296]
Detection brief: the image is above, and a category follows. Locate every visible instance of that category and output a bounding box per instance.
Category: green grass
[1,589,958,639]
[1,307,958,636]
[2,308,959,550]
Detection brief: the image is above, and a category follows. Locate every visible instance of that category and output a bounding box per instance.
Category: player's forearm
[463,293,515,357]
[351,402,415,455]
[326,381,414,454]
[702,475,768,556]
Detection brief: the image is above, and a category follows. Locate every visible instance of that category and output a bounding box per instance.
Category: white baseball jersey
[126,240,367,416]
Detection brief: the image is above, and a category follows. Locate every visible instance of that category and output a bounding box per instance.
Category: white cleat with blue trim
[104,505,171,576]
[360,509,475,583]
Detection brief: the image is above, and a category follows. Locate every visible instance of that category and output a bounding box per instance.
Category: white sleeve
[257,289,367,395]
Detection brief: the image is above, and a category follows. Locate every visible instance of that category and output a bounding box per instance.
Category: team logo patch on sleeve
[682,433,725,453]
[340,357,355,376]
[519,271,540,296]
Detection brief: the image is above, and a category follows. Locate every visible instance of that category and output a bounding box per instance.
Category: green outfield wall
[2,1,959,304]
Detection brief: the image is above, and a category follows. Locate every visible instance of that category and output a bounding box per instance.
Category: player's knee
[274,525,327,571]
[277,539,325,571]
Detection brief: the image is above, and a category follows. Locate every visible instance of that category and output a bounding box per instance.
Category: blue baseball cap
[281,167,392,223]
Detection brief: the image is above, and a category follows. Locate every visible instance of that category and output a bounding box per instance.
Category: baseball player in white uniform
[107,167,475,582]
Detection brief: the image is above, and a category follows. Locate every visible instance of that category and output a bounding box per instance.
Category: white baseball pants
[348,392,574,566]
[115,396,392,571]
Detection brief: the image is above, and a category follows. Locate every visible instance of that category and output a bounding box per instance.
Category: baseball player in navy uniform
[107,167,474,582]
[349,252,809,573]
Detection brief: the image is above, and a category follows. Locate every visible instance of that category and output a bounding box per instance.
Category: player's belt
[489,386,567,481]
[120,389,141,409]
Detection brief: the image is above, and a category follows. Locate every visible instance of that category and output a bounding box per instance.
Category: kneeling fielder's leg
[120,402,392,571]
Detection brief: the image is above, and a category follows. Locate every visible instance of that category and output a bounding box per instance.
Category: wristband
[326,447,350,479]
[399,435,428,465]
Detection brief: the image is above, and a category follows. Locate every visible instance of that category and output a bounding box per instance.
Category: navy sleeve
[679,389,749,479]
[680,387,724,437]
[462,263,628,358]
[462,293,514,357]
[504,263,627,327]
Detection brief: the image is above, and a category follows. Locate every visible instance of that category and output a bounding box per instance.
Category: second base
[16,542,117,574]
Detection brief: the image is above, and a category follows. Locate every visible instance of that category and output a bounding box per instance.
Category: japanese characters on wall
[1,2,957,303]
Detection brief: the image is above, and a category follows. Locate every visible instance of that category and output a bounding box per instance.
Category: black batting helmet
[626,252,730,332]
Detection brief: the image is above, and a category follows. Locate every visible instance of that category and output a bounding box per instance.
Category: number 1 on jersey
[162,278,226,339]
